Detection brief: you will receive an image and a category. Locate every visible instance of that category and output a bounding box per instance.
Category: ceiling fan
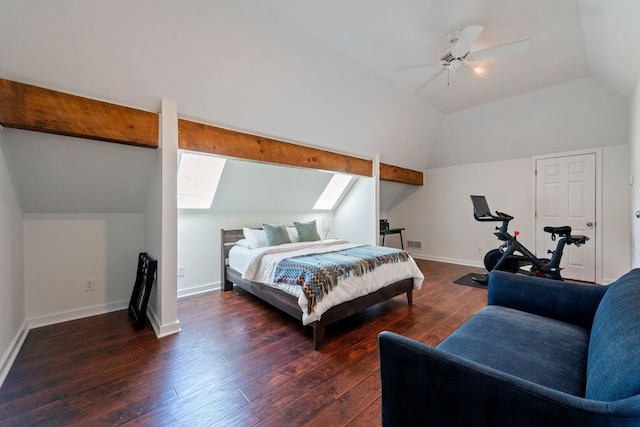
[398,24,531,92]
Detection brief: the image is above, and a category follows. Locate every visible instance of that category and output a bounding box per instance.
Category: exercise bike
[470,195,588,282]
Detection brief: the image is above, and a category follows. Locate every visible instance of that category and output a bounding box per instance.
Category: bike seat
[567,235,589,246]
[544,226,572,236]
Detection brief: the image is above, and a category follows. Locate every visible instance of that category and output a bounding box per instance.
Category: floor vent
[407,240,422,249]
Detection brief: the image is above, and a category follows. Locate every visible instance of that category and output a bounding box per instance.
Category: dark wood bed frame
[221,228,413,350]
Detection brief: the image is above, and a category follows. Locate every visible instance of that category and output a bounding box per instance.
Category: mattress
[227,240,424,325]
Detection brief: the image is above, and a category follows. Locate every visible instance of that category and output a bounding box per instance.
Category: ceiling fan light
[473,66,484,75]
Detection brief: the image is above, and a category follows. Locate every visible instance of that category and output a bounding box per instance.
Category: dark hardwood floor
[0,260,487,426]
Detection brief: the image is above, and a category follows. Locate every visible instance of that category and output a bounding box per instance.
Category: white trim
[146,306,181,338]
[27,300,129,329]
[146,307,160,336]
[0,320,29,388]
[178,282,219,298]
[410,252,484,269]
[531,148,603,284]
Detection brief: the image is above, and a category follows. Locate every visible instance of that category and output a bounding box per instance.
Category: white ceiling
[264,0,640,114]
[1,0,639,217]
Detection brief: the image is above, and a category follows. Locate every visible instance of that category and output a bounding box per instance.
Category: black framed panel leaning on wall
[129,252,157,330]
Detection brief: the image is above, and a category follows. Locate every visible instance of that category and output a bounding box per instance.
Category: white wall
[389,146,630,282]
[0,130,25,386]
[631,74,640,267]
[177,211,332,296]
[388,158,533,266]
[334,177,376,245]
[430,77,629,168]
[23,214,143,325]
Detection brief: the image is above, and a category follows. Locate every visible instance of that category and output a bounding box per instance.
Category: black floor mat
[453,272,489,289]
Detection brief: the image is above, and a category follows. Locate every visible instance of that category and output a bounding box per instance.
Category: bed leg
[406,289,413,305]
[222,280,234,292]
[313,324,325,351]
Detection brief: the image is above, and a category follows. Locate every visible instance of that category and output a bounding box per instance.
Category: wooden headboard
[221,228,244,258]
[220,228,245,291]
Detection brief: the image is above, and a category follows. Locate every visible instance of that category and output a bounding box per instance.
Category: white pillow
[243,227,267,249]
[235,238,252,249]
[287,226,299,242]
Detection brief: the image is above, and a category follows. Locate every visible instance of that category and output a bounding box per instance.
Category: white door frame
[531,148,603,284]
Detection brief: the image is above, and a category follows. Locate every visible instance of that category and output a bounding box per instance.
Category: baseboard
[177,282,219,298]
[410,252,484,269]
[0,320,29,388]
[146,307,181,338]
[28,300,129,329]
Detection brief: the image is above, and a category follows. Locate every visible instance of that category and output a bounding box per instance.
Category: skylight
[313,173,354,210]
[177,153,226,209]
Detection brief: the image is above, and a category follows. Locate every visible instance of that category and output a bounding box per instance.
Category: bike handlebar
[473,210,513,222]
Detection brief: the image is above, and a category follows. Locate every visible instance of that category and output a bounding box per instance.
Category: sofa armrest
[378,331,640,427]
[487,271,607,328]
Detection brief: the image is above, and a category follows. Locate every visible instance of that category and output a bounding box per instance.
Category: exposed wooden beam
[0,78,158,148]
[178,118,373,177]
[0,78,423,184]
[380,163,423,186]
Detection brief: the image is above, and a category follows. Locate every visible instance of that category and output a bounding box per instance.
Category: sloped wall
[0,130,25,385]
[2,129,157,214]
[210,159,333,213]
[334,177,376,245]
[430,77,628,168]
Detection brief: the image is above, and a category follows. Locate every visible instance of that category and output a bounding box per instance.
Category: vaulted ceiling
[0,1,638,215]
[2,1,638,173]
[264,0,640,114]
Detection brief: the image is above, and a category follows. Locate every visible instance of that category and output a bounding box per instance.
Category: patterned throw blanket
[274,245,411,314]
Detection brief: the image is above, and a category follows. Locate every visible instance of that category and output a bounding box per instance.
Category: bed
[221,227,424,350]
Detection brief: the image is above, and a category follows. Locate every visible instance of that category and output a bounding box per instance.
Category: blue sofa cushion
[438,305,590,396]
[586,268,640,401]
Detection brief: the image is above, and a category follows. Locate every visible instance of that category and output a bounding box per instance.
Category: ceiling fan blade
[396,62,440,71]
[413,68,445,93]
[467,39,532,61]
[451,24,484,57]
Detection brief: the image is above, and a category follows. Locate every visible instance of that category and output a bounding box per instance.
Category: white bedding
[228,240,424,325]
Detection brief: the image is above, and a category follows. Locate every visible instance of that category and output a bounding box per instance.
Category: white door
[535,153,596,282]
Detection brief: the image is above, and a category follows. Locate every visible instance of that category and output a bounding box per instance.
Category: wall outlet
[84,279,96,292]
[177,266,185,277]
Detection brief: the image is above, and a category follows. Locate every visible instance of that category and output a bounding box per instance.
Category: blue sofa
[379,269,640,426]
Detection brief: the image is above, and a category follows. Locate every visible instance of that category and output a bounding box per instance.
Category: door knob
[586,222,594,227]
[637,210,640,219]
